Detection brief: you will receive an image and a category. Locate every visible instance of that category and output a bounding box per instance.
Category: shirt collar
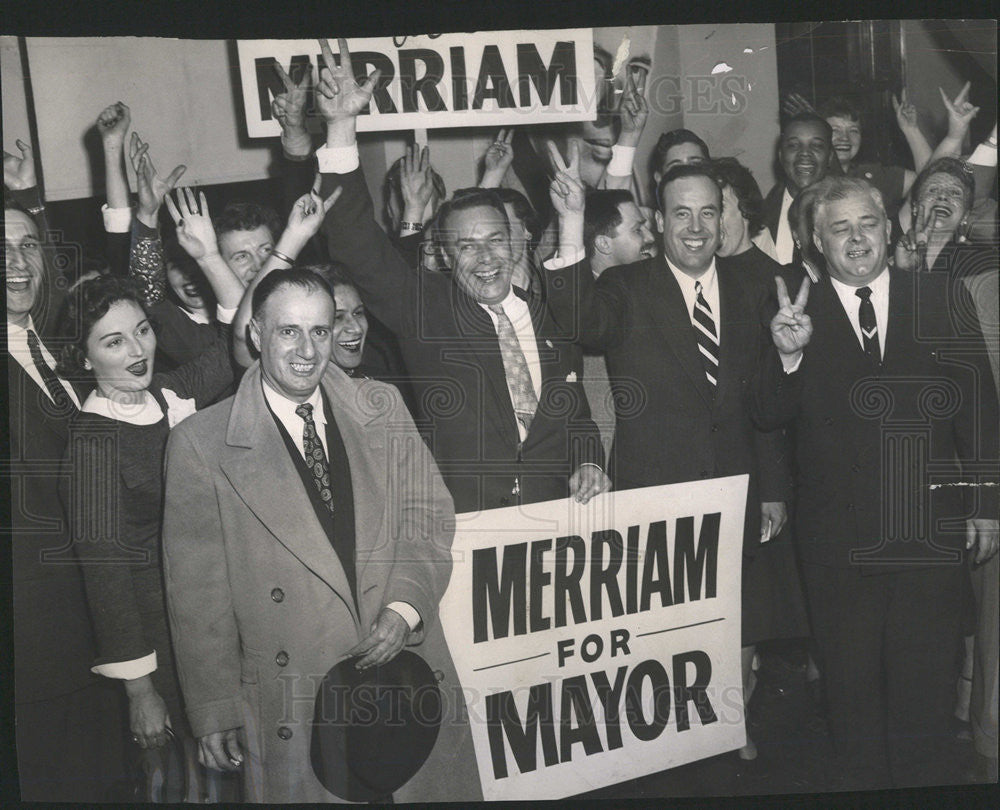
[81,389,164,425]
[262,378,326,427]
[478,285,522,314]
[828,264,890,304]
[664,255,717,294]
[6,314,37,339]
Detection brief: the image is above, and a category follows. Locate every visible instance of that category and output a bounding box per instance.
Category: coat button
[700,470,710,478]
[851,464,860,473]
[434,669,444,682]
[710,424,719,433]
[500,497,510,506]
[824,417,834,426]
[271,588,285,603]
[277,726,292,740]
[275,651,289,667]
[847,503,854,511]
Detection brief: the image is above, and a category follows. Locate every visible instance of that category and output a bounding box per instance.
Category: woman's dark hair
[711,157,766,237]
[56,275,146,378]
[911,157,976,215]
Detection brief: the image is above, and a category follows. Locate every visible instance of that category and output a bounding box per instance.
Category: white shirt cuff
[386,601,421,631]
[316,143,360,174]
[968,142,998,168]
[102,204,133,233]
[216,305,237,325]
[780,352,803,374]
[92,650,157,680]
[543,246,586,270]
[607,145,636,178]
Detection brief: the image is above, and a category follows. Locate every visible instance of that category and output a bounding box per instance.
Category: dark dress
[727,245,811,645]
[61,324,234,727]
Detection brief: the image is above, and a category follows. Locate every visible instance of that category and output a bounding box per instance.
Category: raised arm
[4,137,49,235]
[229,178,340,367]
[892,90,931,196]
[479,127,514,188]
[603,72,648,192]
[930,81,980,162]
[95,102,133,276]
[314,37,426,336]
[126,131,186,304]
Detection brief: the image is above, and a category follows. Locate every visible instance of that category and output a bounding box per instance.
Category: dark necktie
[489,303,538,431]
[26,329,76,412]
[295,402,334,514]
[693,280,719,388]
[855,286,881,365]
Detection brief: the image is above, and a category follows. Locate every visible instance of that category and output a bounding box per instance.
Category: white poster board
[439,476,748,801]
[236,29,597,138]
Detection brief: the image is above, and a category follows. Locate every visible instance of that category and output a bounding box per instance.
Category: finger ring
[177,218,184,227]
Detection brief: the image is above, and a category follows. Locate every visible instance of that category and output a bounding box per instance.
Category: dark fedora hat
[310,650,442,801]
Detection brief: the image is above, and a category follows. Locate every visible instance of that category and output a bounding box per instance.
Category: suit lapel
[523,286,563,390]
[220,365,359,625]
[882,268,911,369]
[649,259,713,406]
[811,276,871,370]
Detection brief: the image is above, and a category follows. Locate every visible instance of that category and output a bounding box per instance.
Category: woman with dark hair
[57,273,235,801]
[302,264,370,376]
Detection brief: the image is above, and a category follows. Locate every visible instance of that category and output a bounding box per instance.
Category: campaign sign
[439,476,748,800]
[236,29,597,138]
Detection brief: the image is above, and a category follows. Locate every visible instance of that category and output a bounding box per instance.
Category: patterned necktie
[855,286,881,365]
[692,281,719,388]
[489,303,538,431]
[295,403,334,514]
[26,329,76,411]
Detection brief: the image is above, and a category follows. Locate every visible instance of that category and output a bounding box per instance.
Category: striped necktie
[693,280,719,388]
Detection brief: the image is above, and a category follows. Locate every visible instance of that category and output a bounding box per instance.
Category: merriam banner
[235,30,597,138]
[439,476,749,801]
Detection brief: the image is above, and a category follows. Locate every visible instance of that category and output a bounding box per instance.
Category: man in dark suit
[553,163,790,553]
[313,39,608,514]
[5,200,127,800]
[767,175,999,789]
[757,113,835,266]
[162,268,477,802]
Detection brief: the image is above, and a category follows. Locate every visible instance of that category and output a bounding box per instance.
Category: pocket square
[545,339,554,348]
[565,371,577,383]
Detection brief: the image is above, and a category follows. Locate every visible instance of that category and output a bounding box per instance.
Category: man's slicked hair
[656,163,722,213]
[251,267,333,321]
[653,128,710,174]
[214,201,282,243]
[584,189,635,252]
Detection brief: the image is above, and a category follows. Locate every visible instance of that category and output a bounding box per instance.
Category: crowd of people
[5,35,998,802]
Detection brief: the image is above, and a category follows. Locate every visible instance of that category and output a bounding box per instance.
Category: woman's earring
[83,359,92,370]
[958,219,969,243]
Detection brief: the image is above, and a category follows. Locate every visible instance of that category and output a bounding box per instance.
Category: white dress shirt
[774,188,796,265]
[829,266,890,356]
[666,256,720,330]
[479,288,543,442]
[6,317,82,409]
[262,378,420,631]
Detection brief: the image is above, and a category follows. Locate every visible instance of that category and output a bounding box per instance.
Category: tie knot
[695,281,703,294]
[26,328,40,348]
[488,303,505,317]
[295,402,314,422]
[855,286,873,302]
